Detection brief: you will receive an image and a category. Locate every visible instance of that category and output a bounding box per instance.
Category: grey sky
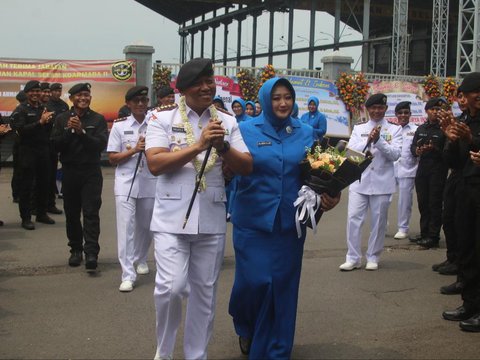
[1,0,362,69]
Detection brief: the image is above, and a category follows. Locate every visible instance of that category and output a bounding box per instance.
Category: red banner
[0,59,136,122]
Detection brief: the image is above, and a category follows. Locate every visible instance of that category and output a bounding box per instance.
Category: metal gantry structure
[431,0,450,77]
[456,0,480,78]
[391,0,409,75]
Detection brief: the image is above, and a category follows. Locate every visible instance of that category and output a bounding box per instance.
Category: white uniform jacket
[145,104,248,235]
[107,115,157,198]
[348,119,402,195]
[394,122,419,178]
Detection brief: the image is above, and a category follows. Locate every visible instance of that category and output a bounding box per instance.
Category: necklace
[179,96,219,191]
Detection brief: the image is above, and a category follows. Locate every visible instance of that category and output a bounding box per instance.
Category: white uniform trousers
[115,196,154,282]
[153,232,225,360]
[396,177,415,233]
[346,190,392,263]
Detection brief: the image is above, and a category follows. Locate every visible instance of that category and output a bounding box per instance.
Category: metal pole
[268,10,274,64]
[309,0,316,69]
[190,18,195,60]
[212,10,217,62]
[334,0,341,50]
[252,14,258,67]
[362,0,371,72]
[200,14,205,57]
[237,6,242,67]
[287,1,294,69]
[223,6,229,68]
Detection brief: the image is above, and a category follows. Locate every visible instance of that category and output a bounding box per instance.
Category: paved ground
[0,167,478,359]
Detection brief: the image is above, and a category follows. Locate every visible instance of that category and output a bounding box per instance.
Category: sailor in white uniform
[340,93,402,271]
[393,101,418,240]
[107,86,156,292]
[145,58,253,360]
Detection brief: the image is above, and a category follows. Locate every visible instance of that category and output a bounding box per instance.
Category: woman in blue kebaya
[231,98,252,123]
[245,100,256,117]
[300,96,327,141]
[229,78,340,359]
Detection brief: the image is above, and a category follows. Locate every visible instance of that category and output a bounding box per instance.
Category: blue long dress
[229,78,315,359]
[300,96,327,141]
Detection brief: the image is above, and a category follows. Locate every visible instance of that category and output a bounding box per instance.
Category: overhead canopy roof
[135,0,457,36]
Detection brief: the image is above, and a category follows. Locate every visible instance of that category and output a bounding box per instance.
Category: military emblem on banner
[112,60,134,81]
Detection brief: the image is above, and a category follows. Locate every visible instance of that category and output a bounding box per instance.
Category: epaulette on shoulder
[156,103,178,112]
[355,119,368,125]
[215,107,234,117]
[387,120,399,126]
[114,117,128,123]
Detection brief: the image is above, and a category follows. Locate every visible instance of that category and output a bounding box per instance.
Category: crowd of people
[1,59,479,359]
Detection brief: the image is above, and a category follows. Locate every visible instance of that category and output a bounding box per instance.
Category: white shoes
[119,280,134,292]
[154,349,172,360]
[136,263,149,275]
[365,262,379,271]
[339,261,361,271]
[394,231,408,239]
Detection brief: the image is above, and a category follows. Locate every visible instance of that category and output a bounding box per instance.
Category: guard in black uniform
[410,97,448,248]
[10,80,56,230]
[11,90,27,203]
[51,83,108,271]
[45,83,69,215]
[441,72,480,332]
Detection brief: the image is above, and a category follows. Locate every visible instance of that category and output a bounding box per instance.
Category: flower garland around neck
[179,95,219,191]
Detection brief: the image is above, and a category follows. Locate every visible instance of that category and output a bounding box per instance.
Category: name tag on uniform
[85,125,95,129]
[407,132,415,136]
[361,133,369,137]
[172,126,186,133]
[224,128,230,135]
[258,141,272,147]
[124,130,134,134]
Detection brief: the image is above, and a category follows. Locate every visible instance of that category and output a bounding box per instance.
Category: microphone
[362,125,382,153]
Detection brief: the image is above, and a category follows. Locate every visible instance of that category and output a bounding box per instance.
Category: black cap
[425,97,446,110]
[24,80,41,93]
[458,72,480,93]
[395,101,411,113]
[125,86,148,101]
[365,93,387,108]
[50,83,62,91]
[40,82,50,91]
[16,90,27,103]
[69,83,91,96]
[156,85,174,98]
[176,58,214,91]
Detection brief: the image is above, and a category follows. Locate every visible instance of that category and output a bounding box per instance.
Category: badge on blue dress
[286,126,292,134]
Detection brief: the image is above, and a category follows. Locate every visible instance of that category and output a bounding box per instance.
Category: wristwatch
[217,141,231,155]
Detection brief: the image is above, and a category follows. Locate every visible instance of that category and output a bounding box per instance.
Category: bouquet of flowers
[258,64,276,88]
[153,66,172,89]
[442,77,458,106]
[423,74,442,99]
[294,141,373,237]
[336,72,370,122]
[237,68,259,101]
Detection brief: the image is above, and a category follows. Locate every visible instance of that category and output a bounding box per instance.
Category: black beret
[24,80,41,93]
[125,86,149,101]
[365,93,388,108]
[176,58,214,91]
[69,83,91,96]
[395,101,411,113]
[458,72,480,93]
[156,85,174,98]
[425,97,446,110]
[50,83,62,91]
[16,90,27,103]
[40,82,50,91]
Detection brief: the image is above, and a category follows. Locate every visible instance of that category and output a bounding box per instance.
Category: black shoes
[440,281,464,295]
[438,262,458,275]
[442,305,477,321]
[21,219,35,230]
[417,238,439,249]
[432,259,449,272]
[239,336,251,355]
[47,206,63,215]
[36,214,55,225]
[85,254,98,271]
[460,313,480,332]
[409,234,422,243]
[68,251,83,267]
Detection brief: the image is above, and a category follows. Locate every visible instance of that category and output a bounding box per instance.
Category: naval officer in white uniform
[340,93,402,271]
[393,101,418,240]
[145,58,253,360]
[107,86,156,292]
